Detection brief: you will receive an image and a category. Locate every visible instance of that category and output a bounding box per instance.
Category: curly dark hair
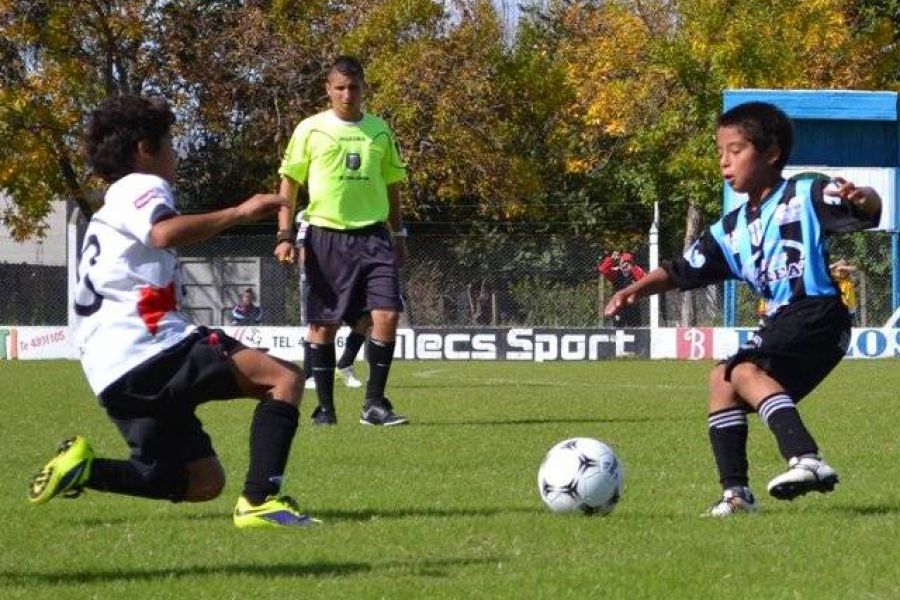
[717,101,794,171]
[84,95,175,183]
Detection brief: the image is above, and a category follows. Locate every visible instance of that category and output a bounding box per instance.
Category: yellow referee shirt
[279,110,407,230]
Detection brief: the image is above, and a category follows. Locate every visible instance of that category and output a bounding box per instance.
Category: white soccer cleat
[704,487,758,517]
[767,456,838,501]
[337,366,363,388]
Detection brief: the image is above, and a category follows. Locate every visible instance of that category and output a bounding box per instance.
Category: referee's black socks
[308,342,336,410]
[365,338,395,403]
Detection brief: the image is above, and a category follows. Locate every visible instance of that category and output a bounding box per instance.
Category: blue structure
[721,89,900,326]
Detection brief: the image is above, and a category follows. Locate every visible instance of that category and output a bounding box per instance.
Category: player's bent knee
[729,361,763,387]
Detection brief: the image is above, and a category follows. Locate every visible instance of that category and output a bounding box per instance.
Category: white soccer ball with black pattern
[538,437,623,515]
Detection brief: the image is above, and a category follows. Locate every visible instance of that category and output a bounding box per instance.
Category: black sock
[87,458,188,502]
[308,343,336,410]
[243,400,298,505]
[365,338,395,405]
[758,392,818,460]
[708,408,749,489]
[337,331,366,369]
[302,340,312,381]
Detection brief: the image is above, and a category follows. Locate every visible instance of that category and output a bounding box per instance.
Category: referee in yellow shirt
[274,56,409,426]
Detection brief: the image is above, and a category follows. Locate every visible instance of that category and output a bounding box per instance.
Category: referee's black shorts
[724,296,851,401]
[303,223,403,325]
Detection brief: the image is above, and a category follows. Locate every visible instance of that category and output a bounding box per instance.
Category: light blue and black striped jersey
[665,176,880,316]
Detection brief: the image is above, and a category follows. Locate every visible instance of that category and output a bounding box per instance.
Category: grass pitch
[2,358,899,599]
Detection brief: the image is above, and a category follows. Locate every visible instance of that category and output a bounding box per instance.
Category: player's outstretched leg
[704,486,759,517]
[767,455,838,500]
[233,495,321,528]
[28,436,94,504]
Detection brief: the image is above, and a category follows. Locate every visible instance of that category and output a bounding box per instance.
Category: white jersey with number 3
[72,173,195,395]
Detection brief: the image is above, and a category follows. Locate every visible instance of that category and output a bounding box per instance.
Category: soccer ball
[537,437,623,515]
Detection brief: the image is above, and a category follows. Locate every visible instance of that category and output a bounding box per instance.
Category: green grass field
[2,358,899,599]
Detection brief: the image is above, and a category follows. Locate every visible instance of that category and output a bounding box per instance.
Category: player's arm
[275,176,302,263]
[387,183,408,266]
[149,194,287,249]
[604,268,676,318]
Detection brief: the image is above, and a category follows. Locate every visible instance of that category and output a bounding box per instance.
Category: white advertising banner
[652,327,900,360]
[3,325,899,362]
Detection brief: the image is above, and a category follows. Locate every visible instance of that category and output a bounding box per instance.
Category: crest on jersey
[684,240,706,269]
[346,153,361,170]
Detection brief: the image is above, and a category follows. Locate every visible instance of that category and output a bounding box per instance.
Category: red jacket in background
[598,255,646,289]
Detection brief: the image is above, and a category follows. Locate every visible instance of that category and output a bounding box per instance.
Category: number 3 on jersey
[74,234,104,316]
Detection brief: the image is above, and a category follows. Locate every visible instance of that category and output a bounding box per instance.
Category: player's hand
[274,241,295,265]
[604,290,637,317]
[237,194,289,223]
[827,178,880,212]
[394,237,408,267]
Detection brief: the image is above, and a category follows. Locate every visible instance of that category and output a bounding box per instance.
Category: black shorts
[98,327,246,470]
[303,224,402,324]
[724,296,851,400]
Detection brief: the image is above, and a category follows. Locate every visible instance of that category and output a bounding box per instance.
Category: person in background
[756,297,769,327]
[296,209,366,392]
[598,251,647,326]
[830,259,858,326]
[231,288,263,325]
[274,55,409,427]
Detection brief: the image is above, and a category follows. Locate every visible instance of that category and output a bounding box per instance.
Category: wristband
[276,229,294,244]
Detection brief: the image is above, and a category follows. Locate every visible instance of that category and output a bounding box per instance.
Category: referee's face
[327,72,364,121]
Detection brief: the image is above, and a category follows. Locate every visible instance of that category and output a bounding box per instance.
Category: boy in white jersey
[28,95,318,528]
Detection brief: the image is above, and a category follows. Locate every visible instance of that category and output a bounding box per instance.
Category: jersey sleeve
[279,123,311,184]
[381,128,407,186]
[119,177,178,245]
[663,228,735,290]
[811,178,881,233]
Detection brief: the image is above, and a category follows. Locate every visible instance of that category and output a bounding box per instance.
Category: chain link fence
[177,228,895,329]
[1,221,894,329]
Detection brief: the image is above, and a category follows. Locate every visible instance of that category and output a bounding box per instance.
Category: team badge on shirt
[346,153,361,170]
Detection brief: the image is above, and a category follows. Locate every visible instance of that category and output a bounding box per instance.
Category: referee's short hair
[329,55,365,81]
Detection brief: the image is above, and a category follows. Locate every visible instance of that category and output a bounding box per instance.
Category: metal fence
[1,224,894,329]
[179,228,895,329]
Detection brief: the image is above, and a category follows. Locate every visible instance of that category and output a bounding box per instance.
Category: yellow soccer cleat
[233,495,321,529]
[28,436,94,505]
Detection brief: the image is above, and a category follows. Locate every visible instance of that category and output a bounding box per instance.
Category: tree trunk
[680,201,703,326]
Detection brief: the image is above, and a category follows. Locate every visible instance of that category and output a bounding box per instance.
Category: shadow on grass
[312,505,539,522]
[823,503,900,517]
[414,415,691,427]
[0,556,502,587]
[77,505,541,527]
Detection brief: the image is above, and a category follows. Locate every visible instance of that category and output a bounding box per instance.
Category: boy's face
[326,71,364,121]
[716,125,779,195]
[135,133,176,184]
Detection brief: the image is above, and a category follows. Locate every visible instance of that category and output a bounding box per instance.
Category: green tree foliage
[0,0,156,238]
[1,0,899,251]
[530,0,898,253]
